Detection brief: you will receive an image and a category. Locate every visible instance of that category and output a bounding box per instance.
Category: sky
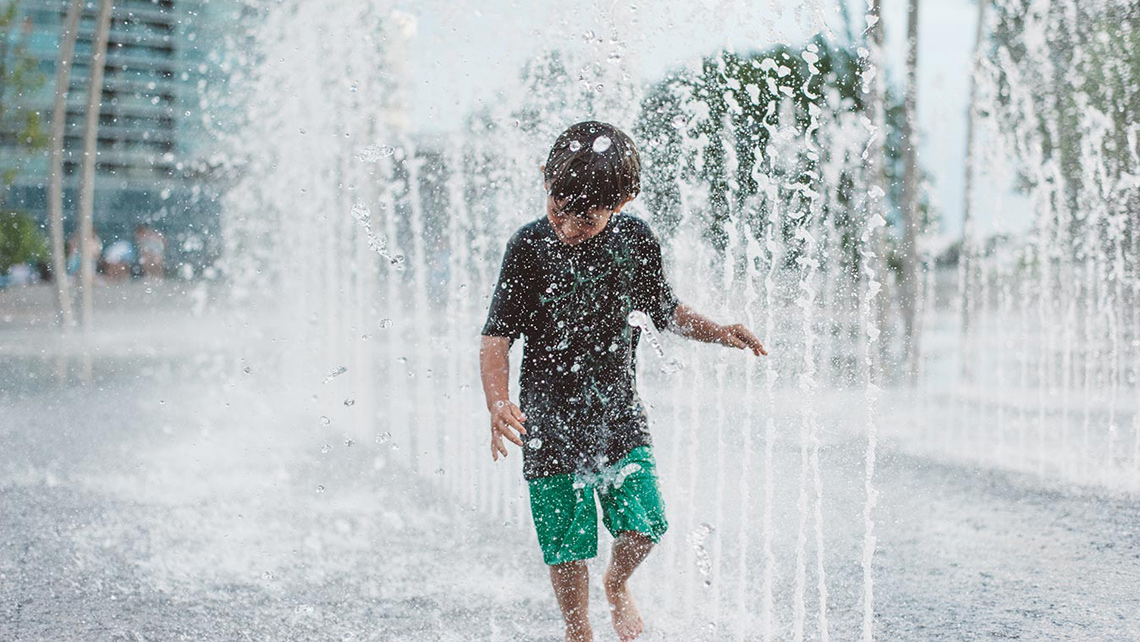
[399,0,1028,238]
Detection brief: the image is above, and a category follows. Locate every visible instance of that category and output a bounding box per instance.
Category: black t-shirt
[482,213,680,480]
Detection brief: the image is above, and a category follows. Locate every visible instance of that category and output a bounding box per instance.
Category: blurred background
[1,0,1138,640]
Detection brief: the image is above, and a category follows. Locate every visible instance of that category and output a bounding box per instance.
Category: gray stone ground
[1,283,1139,641]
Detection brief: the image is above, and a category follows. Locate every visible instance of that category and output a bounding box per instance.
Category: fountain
[214,0,1139,639]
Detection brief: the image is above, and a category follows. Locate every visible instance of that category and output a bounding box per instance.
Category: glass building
[0,0,241,271]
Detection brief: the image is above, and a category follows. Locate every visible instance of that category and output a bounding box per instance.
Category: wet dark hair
[543,121,641,219]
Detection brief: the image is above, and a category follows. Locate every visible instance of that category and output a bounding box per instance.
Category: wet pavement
[2,283,1139,640]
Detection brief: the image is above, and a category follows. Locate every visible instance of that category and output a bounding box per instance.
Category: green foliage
[0,210,47,272]
[634,35,929,267]
[636,37,860,245]
[0,0,48,189]
[989,1,1140,219]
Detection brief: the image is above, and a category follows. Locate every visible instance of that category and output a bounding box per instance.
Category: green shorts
[527,446,668,566]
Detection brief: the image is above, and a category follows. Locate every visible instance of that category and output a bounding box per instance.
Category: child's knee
[617,530,654,550]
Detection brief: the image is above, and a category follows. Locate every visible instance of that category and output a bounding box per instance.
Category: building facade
[0,0,239,271]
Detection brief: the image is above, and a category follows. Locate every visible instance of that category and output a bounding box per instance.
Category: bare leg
[550,560,592,642]
[604,531,654,641]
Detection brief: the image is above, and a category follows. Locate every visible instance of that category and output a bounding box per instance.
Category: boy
[479,121,766,642]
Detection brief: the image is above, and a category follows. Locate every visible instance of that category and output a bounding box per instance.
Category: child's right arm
[479,335,528,461]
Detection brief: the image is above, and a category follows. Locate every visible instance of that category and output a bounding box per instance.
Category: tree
[899,0,921,382]
[0,210,46,273]
[47,0,84,328]
[77,0,114,328]
[958,0,988,379]
[636,38,868,250]
[634,37,929,278]
[0,0,48,189]
[987,0,1140,244]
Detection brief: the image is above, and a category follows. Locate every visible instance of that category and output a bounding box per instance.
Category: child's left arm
[670,303,768,357]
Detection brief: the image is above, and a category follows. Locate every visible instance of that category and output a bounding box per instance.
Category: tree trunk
[76,0,113,328]
[47,0,83,329]
[959,0,988,381]
[900,0,921,384]
[861,0,890,380]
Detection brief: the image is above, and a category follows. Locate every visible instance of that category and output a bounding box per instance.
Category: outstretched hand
[717,323,768,356]
[489,400,527,461]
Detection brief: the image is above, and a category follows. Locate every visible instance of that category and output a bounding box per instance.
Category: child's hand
[718,324,768,356]
[489,400,527,461]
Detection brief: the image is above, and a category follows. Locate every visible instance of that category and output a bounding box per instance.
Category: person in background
[134,224,165,280]
[66,228,102,278]
[102,238,135,281]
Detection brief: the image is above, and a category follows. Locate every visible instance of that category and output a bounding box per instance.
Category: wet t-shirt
[482,213,680,480]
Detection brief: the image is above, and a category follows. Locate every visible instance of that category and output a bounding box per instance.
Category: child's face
[546,196,614,246]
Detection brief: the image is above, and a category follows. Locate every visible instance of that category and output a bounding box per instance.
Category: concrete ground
[1,282,1138,641]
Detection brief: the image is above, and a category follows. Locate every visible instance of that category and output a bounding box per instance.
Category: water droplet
[528,438,543,450]
[322,366,348,383]
[607,51,622,64]
[344,439,355,448]
[569,140,582,152]
[344,398,355,407]
[434,468,445,476]
[320,444,331,454]
[376,431,392,444]
[243,366,252,374]
[582,29,595,40]
[315,485,325,494]
[320,416,331,426]
[594,83,605,93]
[299,128,307,134]
[378,318,393,329]
[688,523,715,586]
[671,114,688,128]
[357,144,395,163]
[349,81,358,92]
[592,135,612,152]
[351,204,371,222]
[263,571,275,580]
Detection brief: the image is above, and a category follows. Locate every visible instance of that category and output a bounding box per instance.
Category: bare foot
[604,575,645,641]
[565,622,593,642]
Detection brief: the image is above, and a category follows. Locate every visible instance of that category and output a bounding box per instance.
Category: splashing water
[612,462,641,489]
[348,204,403,269]
[688,522,715,586]
[212,2,1140,637]
[627,310,683,373]
[356,144,394,163]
